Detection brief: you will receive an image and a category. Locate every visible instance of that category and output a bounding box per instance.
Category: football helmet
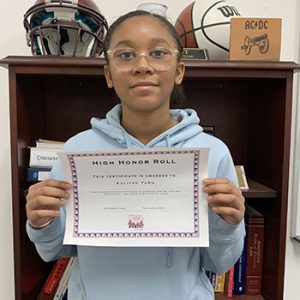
[24,0,108,57]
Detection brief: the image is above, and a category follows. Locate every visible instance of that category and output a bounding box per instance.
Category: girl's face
[104,16,185,116]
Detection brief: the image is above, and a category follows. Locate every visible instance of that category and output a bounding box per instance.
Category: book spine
[210,272,216,290]
[214,273,225,292]
[235,165,249,191]
[54,257,76,300]
[43,257,70,295]
[29,149,61,167]
[27,167,51,183]
[233,236,247,295]
[226,265,235,297]
[205,270,211,279]
[245,215,264,295]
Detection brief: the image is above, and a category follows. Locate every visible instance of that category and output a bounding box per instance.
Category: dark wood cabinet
[1,56,299,300]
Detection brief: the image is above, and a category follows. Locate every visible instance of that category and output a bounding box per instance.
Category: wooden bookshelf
[1,56,299,300]
[216,294,265,300]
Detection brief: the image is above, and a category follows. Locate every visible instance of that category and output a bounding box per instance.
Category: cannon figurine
[241,33,269,55]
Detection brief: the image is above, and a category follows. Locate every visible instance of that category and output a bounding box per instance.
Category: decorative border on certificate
[67,149,201,239]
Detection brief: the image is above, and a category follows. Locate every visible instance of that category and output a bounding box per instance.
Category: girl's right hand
[26,179,72,228]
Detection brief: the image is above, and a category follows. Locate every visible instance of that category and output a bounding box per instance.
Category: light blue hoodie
[27,104,245,300]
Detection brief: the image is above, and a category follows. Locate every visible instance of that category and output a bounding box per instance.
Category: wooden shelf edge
[215,293,265,300]
[1,56,299,71]
[242,179,277,198]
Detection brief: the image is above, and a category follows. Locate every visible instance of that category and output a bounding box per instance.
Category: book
[206,270,225,292]
[226,265,235,297]
[233,235,247,295]
[223,265,235,297]
[29,147,64,168]
[54,257,76,300]
[37,257,70,300]
[35,139,65,149]
[203,125,215,136]
[245,205,264,295]
[26,167,51,183]
[214,273,226,292]
[235,165,249,191]
[210,272,216,290]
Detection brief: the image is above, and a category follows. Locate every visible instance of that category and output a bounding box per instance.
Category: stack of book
[206,265,234,296]
[207,204,265,297]
[27,139,65,183]
[232,165,264,296]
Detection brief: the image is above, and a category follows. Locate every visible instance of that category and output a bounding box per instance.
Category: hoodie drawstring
[123,132,133,148]
[165,135,171,147]
[166,247,174,268]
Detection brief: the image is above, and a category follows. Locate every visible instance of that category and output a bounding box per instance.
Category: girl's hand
[26,179,72,228]
[202,178,245,225]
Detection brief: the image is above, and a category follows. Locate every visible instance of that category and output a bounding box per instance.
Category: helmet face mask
[30,22,100,56]
[24,0,108,57]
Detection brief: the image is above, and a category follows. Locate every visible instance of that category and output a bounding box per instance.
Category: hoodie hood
[90,104,203,148]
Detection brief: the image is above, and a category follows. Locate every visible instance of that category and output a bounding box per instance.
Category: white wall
[285,1,300,299]
[0,1,299,299]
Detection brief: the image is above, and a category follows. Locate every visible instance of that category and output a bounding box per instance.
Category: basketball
[175,0,241,60]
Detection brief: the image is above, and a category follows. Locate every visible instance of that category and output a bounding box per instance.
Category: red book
[245,205,264,295]
[37,257,70,300]
[227,265,235,297]
[223,265,234,297]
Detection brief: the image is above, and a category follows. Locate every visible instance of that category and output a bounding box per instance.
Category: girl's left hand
[202,178,245,225]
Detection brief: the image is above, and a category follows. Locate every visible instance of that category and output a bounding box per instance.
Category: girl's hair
[103,10,183,60]
[103,10,186,105]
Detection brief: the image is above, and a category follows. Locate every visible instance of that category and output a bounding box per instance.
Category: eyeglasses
[106,47,179,71]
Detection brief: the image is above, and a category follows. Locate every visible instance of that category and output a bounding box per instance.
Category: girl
[26,10,245,300]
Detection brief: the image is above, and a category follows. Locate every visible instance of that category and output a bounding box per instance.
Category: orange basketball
[175,2,198,48]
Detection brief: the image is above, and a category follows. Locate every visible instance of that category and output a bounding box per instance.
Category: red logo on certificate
[128,215,144,229]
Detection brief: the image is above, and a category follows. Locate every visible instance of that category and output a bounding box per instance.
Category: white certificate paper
[58,148,210,247]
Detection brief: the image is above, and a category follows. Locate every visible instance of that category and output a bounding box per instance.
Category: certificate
[58,148,210,247]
